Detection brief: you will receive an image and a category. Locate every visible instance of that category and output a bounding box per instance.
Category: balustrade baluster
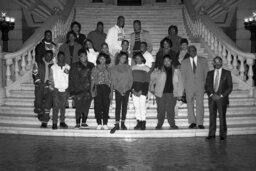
[14,57,20,80]
[227,51,233,70]
[221,46,227,65]
[26,50,32,70]
[214,38,218,55]
[210,34,215,50]
[218,42,222,57]
[238,56,245,81]
[246,58,254,86]
[6,59,13,85]
[232,54,239,76]
[20,54,26,76]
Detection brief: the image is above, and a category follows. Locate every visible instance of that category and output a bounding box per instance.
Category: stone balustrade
[183,6,255,96]
[3,6,75,93]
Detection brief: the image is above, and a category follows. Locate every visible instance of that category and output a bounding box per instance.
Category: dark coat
[35,40,56,64]
[71,61,95,99]
[205,69,233,104]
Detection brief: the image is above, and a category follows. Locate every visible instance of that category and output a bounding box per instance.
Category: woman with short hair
[91,53,112,130]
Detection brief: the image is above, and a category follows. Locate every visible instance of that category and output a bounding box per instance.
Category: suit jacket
[59,42,82,65]
[205,68,233,104]
[130,30,153,54]
[181,56,209,94]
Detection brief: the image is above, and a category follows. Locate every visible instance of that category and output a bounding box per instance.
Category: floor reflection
[0,135,256,170]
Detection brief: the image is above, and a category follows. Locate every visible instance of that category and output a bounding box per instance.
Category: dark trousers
[74,96,92,124]
[94,84,110,125]
[115,90,130,122]
[208,98,227,137]
[52,89,68,124]
[34,83,52,123]
[156,93,177,126]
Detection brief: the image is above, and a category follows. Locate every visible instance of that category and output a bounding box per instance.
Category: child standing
[32,50,54,128]
[49,52,70,130]
[131,52,150,130]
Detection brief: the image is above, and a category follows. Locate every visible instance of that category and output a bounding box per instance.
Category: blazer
[205,68,233,104]
[180,56,209,94]
[59,42,82,65]
[150,66,184,98]
[130,30,153,54]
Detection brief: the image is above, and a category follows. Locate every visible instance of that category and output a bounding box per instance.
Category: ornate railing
[3,0,75,96]
[183,1,255,96]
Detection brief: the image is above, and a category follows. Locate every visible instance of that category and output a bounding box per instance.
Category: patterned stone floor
[0,134,256,171]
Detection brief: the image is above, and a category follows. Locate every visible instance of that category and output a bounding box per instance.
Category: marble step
[1,105,255,117]
[0,115,256,128]
[4,96,255,108]
[0,123,255,138]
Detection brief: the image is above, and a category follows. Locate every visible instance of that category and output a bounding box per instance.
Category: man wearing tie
[181,46,209,129]
[205,56,233,140]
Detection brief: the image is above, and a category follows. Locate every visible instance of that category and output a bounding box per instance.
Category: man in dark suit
[205,56,233,140]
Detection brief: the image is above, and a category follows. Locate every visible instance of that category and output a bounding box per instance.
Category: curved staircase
[0,0,255,138]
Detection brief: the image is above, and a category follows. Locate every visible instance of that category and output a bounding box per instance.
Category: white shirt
[51,64,70,92]
[214,68,222,91]
[106,25,125,56]
[190,56,198,70]
[143,51,155,68]
[87,48,99,65]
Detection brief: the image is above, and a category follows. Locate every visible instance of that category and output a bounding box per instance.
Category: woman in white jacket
[150,55,183,129]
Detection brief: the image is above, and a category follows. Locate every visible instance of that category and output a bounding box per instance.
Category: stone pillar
[0,46,5,105]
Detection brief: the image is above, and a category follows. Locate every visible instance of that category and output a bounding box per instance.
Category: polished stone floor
[0,134,256,171]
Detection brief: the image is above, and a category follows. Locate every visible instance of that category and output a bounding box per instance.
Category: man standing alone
[181,45,208,129]
[205,56,233,140]
[106,16,125,56]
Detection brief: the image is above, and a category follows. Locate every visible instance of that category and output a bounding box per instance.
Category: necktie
[214,70,220,92]
[193,58,196,74]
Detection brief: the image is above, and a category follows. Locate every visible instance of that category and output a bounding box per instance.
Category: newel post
[0,46,6,105]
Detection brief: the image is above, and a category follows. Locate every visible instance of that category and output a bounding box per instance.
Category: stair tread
[0,122,256,138]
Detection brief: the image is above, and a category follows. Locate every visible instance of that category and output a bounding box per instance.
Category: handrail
[3,0,75,94]
[183,0,255,96]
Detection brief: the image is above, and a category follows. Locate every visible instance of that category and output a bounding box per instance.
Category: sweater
[132,64,150,96]
[111,64,133,94]
[50,64,70,92]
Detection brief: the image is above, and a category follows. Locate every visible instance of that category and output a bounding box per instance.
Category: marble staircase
[0,2,255,138]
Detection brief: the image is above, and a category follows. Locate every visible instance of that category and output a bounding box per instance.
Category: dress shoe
[121,122,127,130]
[198,125,205,129]
[40,123,47,128]
[52,124,57,130]
[155,125,162,130]
[220,136,226,140]
[170,125,179,129]
[206,135,216,140]
[188,123,196,129]
[110,123,119,134]
[60,122,68,129]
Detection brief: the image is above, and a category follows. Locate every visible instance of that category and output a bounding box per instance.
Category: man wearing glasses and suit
[205,56,233,140]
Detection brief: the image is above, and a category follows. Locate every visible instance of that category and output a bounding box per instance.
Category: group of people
[32,15,233,140]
